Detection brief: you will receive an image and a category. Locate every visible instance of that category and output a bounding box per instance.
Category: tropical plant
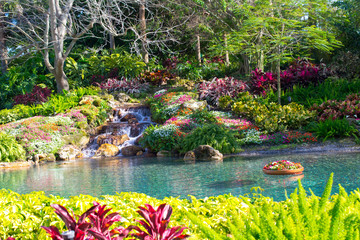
[0,132,26,162]
[197,77,247,105]
[97,78,149,94]
[179,124,241,154]
[139,124,185,152]
[13,85,52,106]
[232,97,315,133]
[141,70,177,86]
[131,204,189,240]
[261,131,317,145]
[311,93,360,121]
[307,118,358,140]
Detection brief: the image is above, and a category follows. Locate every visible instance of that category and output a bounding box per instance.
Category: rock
[130,124,142,137]
[121,145,143,156]
[128,118,138,124]
[135,136,143,145]
[116,93,131,103]
[0,161,33,169]
[121,113,137,122]
[97,134,130,146]
[58,145,82,161]
[193,145,223,161]
[143,152,157,157]
[34,153,47,163]
[95,144,119,157]
[157,150,171,157]
[183,151,196,161]
[182,99,207,112]
[62,133,90,149]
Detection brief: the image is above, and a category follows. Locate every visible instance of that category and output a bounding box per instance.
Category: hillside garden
[0,0,360,238]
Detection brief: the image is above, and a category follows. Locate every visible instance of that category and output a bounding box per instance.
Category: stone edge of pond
[231,141,360,157]
[0,161,34,170]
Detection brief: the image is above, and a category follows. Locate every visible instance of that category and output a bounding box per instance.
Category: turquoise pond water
[1,152,360,201]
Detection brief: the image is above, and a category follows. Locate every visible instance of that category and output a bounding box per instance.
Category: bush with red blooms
[13,86,52,106]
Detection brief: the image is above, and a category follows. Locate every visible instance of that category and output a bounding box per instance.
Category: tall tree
[1,0,140,92]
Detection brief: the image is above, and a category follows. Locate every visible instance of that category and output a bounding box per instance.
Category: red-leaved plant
[13,85,52,106]
[130,203,189,240]
[87,202,133,240]
[198,77,247,105]
[42,203,131,240]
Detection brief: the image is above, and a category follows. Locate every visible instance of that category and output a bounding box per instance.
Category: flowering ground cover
[0,115,83,155]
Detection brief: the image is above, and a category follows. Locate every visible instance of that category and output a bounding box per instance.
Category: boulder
[62,133,90,149]
[95,144,119,157]
[34,153,56,163]
[121,113,137,122]
[182,99,207,112]
[58,145,82,161]
[116,93,131,103]
[128,118,138,124]
[130,124,142,137]
[157,150,171,157]
[183,151,196,161]
[193,145,223,161]
[135,135,143,145]
[97,134,130,146]
[121,145,143,156]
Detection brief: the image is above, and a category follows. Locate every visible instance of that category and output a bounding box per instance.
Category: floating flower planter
[263,160,304,175]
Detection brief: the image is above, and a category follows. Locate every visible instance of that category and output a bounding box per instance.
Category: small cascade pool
[83,106,153,157]
[1,152,360,201]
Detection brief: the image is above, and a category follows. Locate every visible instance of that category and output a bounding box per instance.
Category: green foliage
[307,118,358,140]
[0,132,26,162]
[179,124,241,154]
[218,96,233,110]
[87,51,147,78]
[1,175,360,240]
[232,96,315,133]
[188,110,217,125]
[0,105,34,125]
[139,124,185,152]
[272,78,360,108]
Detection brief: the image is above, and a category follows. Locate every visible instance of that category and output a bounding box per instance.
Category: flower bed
[263,160,304,175]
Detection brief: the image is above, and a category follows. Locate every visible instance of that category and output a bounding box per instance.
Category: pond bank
[234,138,360,157]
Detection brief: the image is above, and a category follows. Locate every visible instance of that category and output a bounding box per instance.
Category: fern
[0,132,26,162]
[319,173,334,213]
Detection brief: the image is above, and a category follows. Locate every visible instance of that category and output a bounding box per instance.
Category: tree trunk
[0,4,7,74]
[55,57,69,93]
[109,34,115,53]
[196,34,201,65]
[257,29,264,71]
[139,0,148,64]
[241,54,250,75]
[277,56,281,105]
[224,33,230,66]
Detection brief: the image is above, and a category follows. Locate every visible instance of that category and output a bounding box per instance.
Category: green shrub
[2,174,360,239]
[268,78,360,107]
[0,132,26,162]
[0,105,34,125]
[188,110,217,125]
[232,96,315,133]
[139,124,185,152]
[307,118,358,140]
[179,124,241,154]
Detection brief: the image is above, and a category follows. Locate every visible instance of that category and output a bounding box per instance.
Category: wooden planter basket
[263,167,304,175]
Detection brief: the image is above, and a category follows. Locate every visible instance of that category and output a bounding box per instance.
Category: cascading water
[82,105,153,157]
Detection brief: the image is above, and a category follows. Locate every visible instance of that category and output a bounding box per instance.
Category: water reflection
[1,152,360,201]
